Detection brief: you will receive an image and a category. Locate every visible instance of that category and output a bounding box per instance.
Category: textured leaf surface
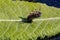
[0,0,60,40]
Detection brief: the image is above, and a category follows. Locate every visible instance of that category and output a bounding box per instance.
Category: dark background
[33,0,60,8]
[13,0,60,8]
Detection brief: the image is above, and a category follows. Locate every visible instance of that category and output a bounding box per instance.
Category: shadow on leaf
[19,17,32,23]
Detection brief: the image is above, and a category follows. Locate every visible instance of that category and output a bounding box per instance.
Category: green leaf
[0,0,60,40]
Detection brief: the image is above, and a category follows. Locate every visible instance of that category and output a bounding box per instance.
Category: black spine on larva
[36,11,41,17]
